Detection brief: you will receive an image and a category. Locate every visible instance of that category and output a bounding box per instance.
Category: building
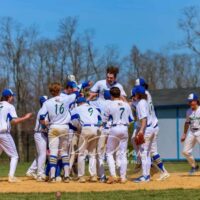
[151,88,200,160]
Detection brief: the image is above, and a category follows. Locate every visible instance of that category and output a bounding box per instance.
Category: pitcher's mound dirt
[1,173,200,193]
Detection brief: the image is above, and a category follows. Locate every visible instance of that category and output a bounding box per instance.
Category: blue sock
[152,154,165,172]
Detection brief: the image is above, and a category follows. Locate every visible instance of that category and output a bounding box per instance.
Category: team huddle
[0,66,199,183]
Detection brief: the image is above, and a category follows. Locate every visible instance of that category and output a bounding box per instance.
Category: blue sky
[0,0,199,55]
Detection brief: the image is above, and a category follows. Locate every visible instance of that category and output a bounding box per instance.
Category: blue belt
[112,124,128,127]
[147,124,151,127]
[83,124,99,127]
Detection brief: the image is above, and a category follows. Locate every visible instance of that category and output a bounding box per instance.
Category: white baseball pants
[27,132,47,176]
[78,127,98,177]
[0,133,19,177]
[106,125,128,179]
[182,131,200,168]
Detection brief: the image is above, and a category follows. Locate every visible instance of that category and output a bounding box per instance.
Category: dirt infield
[1,173,200,193]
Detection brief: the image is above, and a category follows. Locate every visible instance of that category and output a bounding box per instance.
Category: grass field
[0,161,198,200]
[1,189,200,200]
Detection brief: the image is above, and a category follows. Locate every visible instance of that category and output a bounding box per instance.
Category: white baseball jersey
[186,106,200,131]
[90,80,126,100]
[103,100,133,125]
[89,99,111,114]
[136,99,152,128]
[34,108,49,132]
[71,103,101,126]
[146,90,158,127]
[40,94,77,128]
[0,101,18,133]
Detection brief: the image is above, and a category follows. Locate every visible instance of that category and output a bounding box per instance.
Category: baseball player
[134,78,169,181]
[133,86,154,183]
[89,92,111,182]
[181,93,200,175]
[40,82,79,183]
[103,87,134,184]
[88,66,127,182]
[26,96,48,181]
[0,89,32,182]
[71,97,102,183]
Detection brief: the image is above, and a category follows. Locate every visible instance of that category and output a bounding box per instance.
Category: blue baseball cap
[39,96,48,106]
[131,87,137,97]
[187,93,199,102]
[76,97,87,104]
[135,85,146,95]
[104,90,111,100]
[66,81,76,88]
[2,89,16,97]
[135,78,146,87]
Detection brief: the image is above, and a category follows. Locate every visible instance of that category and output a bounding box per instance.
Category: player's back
[72,103,101,125]
[0,101,16,132]
[136,99,152,127]
[43,94,76,127]
[105,100,133,125]
[146,90,158,127]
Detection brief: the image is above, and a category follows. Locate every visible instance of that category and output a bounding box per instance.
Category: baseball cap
[104,90,111,100]
[76,97,87,104]
[135,78,146,87]
[130,87,137,98]
[187,93,199,102]
[39,96,48,105]
[66,81,76,88]
[2,89,16,97]
[135,85,146,95]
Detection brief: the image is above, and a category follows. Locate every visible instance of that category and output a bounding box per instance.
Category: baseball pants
[182,131,200,168]
[48,126,70,178]
[78,127,98,177]
[27,132,47,176]
[139,127,154,177]
[97,128,109,178]
[106,125,128,179]
[0,133,19,177]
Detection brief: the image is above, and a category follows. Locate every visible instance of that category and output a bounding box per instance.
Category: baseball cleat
[133,163,142,174]
[55,176,62,182]
[133,175,150,183]
[49,177,56,183]
[119,178,127,184]
[189,165,199,175]
[106,176,118,184]
[99,175,107,183]
[88,175,98,182]
[78,176,86,183]
[36,176,45,182]
[8,176,21,183]
[63,176,70,183]
[26,171,37,179]
[157,172,170,181]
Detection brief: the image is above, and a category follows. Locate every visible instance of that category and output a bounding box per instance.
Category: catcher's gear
[135,133,145,145]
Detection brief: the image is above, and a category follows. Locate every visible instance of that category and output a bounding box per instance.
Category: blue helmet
[135,85,146,95]
[39,96,48,106]
[135,78,146,87]
[187,93,199,102]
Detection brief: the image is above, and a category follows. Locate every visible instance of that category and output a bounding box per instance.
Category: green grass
[0,161,190,177]
[0,189,200,200]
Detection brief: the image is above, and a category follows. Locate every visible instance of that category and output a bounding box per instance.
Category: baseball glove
[135,133,145,145]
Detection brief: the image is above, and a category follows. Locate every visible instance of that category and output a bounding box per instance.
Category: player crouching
[181,93,200,175]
